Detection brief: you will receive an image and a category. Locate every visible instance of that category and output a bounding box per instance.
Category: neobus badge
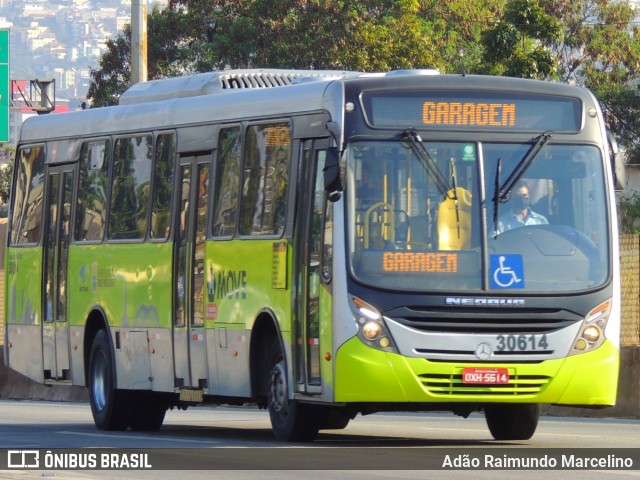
[445,297,526,306]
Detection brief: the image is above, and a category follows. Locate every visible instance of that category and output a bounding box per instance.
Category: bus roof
[118,69,367,105]
[17,71,595,145]
[19,76,345,143]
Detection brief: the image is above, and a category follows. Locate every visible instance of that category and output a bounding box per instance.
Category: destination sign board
[361,90,582,133]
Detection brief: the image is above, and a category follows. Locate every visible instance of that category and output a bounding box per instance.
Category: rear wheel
[484,404,540,440]
[88,329,132,431]
[267,339,321,442]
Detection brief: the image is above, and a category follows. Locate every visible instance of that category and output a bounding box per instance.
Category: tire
[88,329,132,431]
[318,407,351,430]
[129,392,167,431]
[267,339,321,442]
[484,404,540,440]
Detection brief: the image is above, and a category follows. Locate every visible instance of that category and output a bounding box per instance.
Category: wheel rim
[269,360,288,418]
[91,350,108,412]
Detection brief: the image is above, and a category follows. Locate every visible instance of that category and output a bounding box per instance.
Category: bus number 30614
[495,334,549,352]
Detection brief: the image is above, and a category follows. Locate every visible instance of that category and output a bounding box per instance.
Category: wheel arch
[83,307,111,386]
[250,309,282,406]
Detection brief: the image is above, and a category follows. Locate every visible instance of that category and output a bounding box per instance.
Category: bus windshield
[346,139,610,293]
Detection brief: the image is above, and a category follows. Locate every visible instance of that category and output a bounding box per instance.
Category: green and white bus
[5,69,622,441]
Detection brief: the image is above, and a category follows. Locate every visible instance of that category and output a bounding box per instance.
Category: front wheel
[484,404,540,440]
[88,329,132,431]
[130,392,167,431]
[267,339,321,442]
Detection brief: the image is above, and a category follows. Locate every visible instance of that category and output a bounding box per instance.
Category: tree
[88,0,503,101]
[0,143,15,206]
[479,0,640,162]
[87,5,189,107]
[480,0,561,78]
[86,0,640,165]
[87,24,131,107]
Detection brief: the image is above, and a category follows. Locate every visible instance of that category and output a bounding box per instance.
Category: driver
[497,181,548,233]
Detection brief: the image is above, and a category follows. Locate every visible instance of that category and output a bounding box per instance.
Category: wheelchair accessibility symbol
[490,254,524,289]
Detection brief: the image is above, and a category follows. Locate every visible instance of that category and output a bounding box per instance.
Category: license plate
[462,368,509,385]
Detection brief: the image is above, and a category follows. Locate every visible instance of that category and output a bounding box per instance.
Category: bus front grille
[385,306,582,334]
[418,372,551,396]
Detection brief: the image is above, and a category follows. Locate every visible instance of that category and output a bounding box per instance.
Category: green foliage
[87,25,131,107]
[89,0,505,94]
[87,5,188,107]
[85,0,640,167]
[617,192,640,234]
[0,143,15,206]
[480,0,561,78]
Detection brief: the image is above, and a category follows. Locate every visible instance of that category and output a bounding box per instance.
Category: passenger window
[108,135,153,240]
[239,123,291,236]
[75,140,110,242]
[10,145,46,244]
[150,133,176,240]
[212,127,241,237]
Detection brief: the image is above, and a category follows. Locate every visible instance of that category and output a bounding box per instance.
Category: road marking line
[56,431,222,445]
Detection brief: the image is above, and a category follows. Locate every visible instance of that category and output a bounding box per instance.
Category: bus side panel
[67,242,175,392]
[5,247,44,382]
[206,239,292,398]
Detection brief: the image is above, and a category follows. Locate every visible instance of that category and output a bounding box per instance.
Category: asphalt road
[0,400,638,480]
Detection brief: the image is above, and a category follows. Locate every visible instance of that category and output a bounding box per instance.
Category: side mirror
[608,131,627,191]
[324,147,343,202]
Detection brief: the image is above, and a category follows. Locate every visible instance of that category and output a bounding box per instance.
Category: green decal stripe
[6,247,42,325]
[68,243,173,328]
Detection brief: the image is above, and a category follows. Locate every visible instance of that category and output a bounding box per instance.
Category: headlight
[569,299,610,356]
[362,321,382,339]
[582,325,601,343]
[349,295,398,353]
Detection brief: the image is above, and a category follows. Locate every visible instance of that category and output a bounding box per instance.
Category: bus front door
[42,164,75,381]
[294,140,331,395]
[173,154,211,391]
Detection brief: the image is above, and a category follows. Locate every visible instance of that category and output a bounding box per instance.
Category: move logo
[208,267,247,301]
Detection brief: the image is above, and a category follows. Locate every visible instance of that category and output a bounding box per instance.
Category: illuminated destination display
[383,252,458,273]
[264,125,291,147]
[361,90,582,132]
[422,102,516,127]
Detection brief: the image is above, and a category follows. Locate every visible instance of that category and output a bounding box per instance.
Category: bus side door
[42,163,76,381]
[173,153,211,390]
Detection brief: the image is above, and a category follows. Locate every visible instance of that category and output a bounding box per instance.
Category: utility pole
[131,0,148,85]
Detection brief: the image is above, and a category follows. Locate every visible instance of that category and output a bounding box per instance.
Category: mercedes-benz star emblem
[475,342,493,360]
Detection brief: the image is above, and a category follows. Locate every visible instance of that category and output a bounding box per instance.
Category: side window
[150,132,176,240]
[108,135,153,240]
[10,145,46,244]
[240,123,291,236]
[75,140,110,242]
[212,127,241,237]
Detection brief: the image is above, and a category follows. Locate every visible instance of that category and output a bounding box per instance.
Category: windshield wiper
[401,129,450,196]
[494,131,553,204]
[493,158,502,238]
[450,157,461,239]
